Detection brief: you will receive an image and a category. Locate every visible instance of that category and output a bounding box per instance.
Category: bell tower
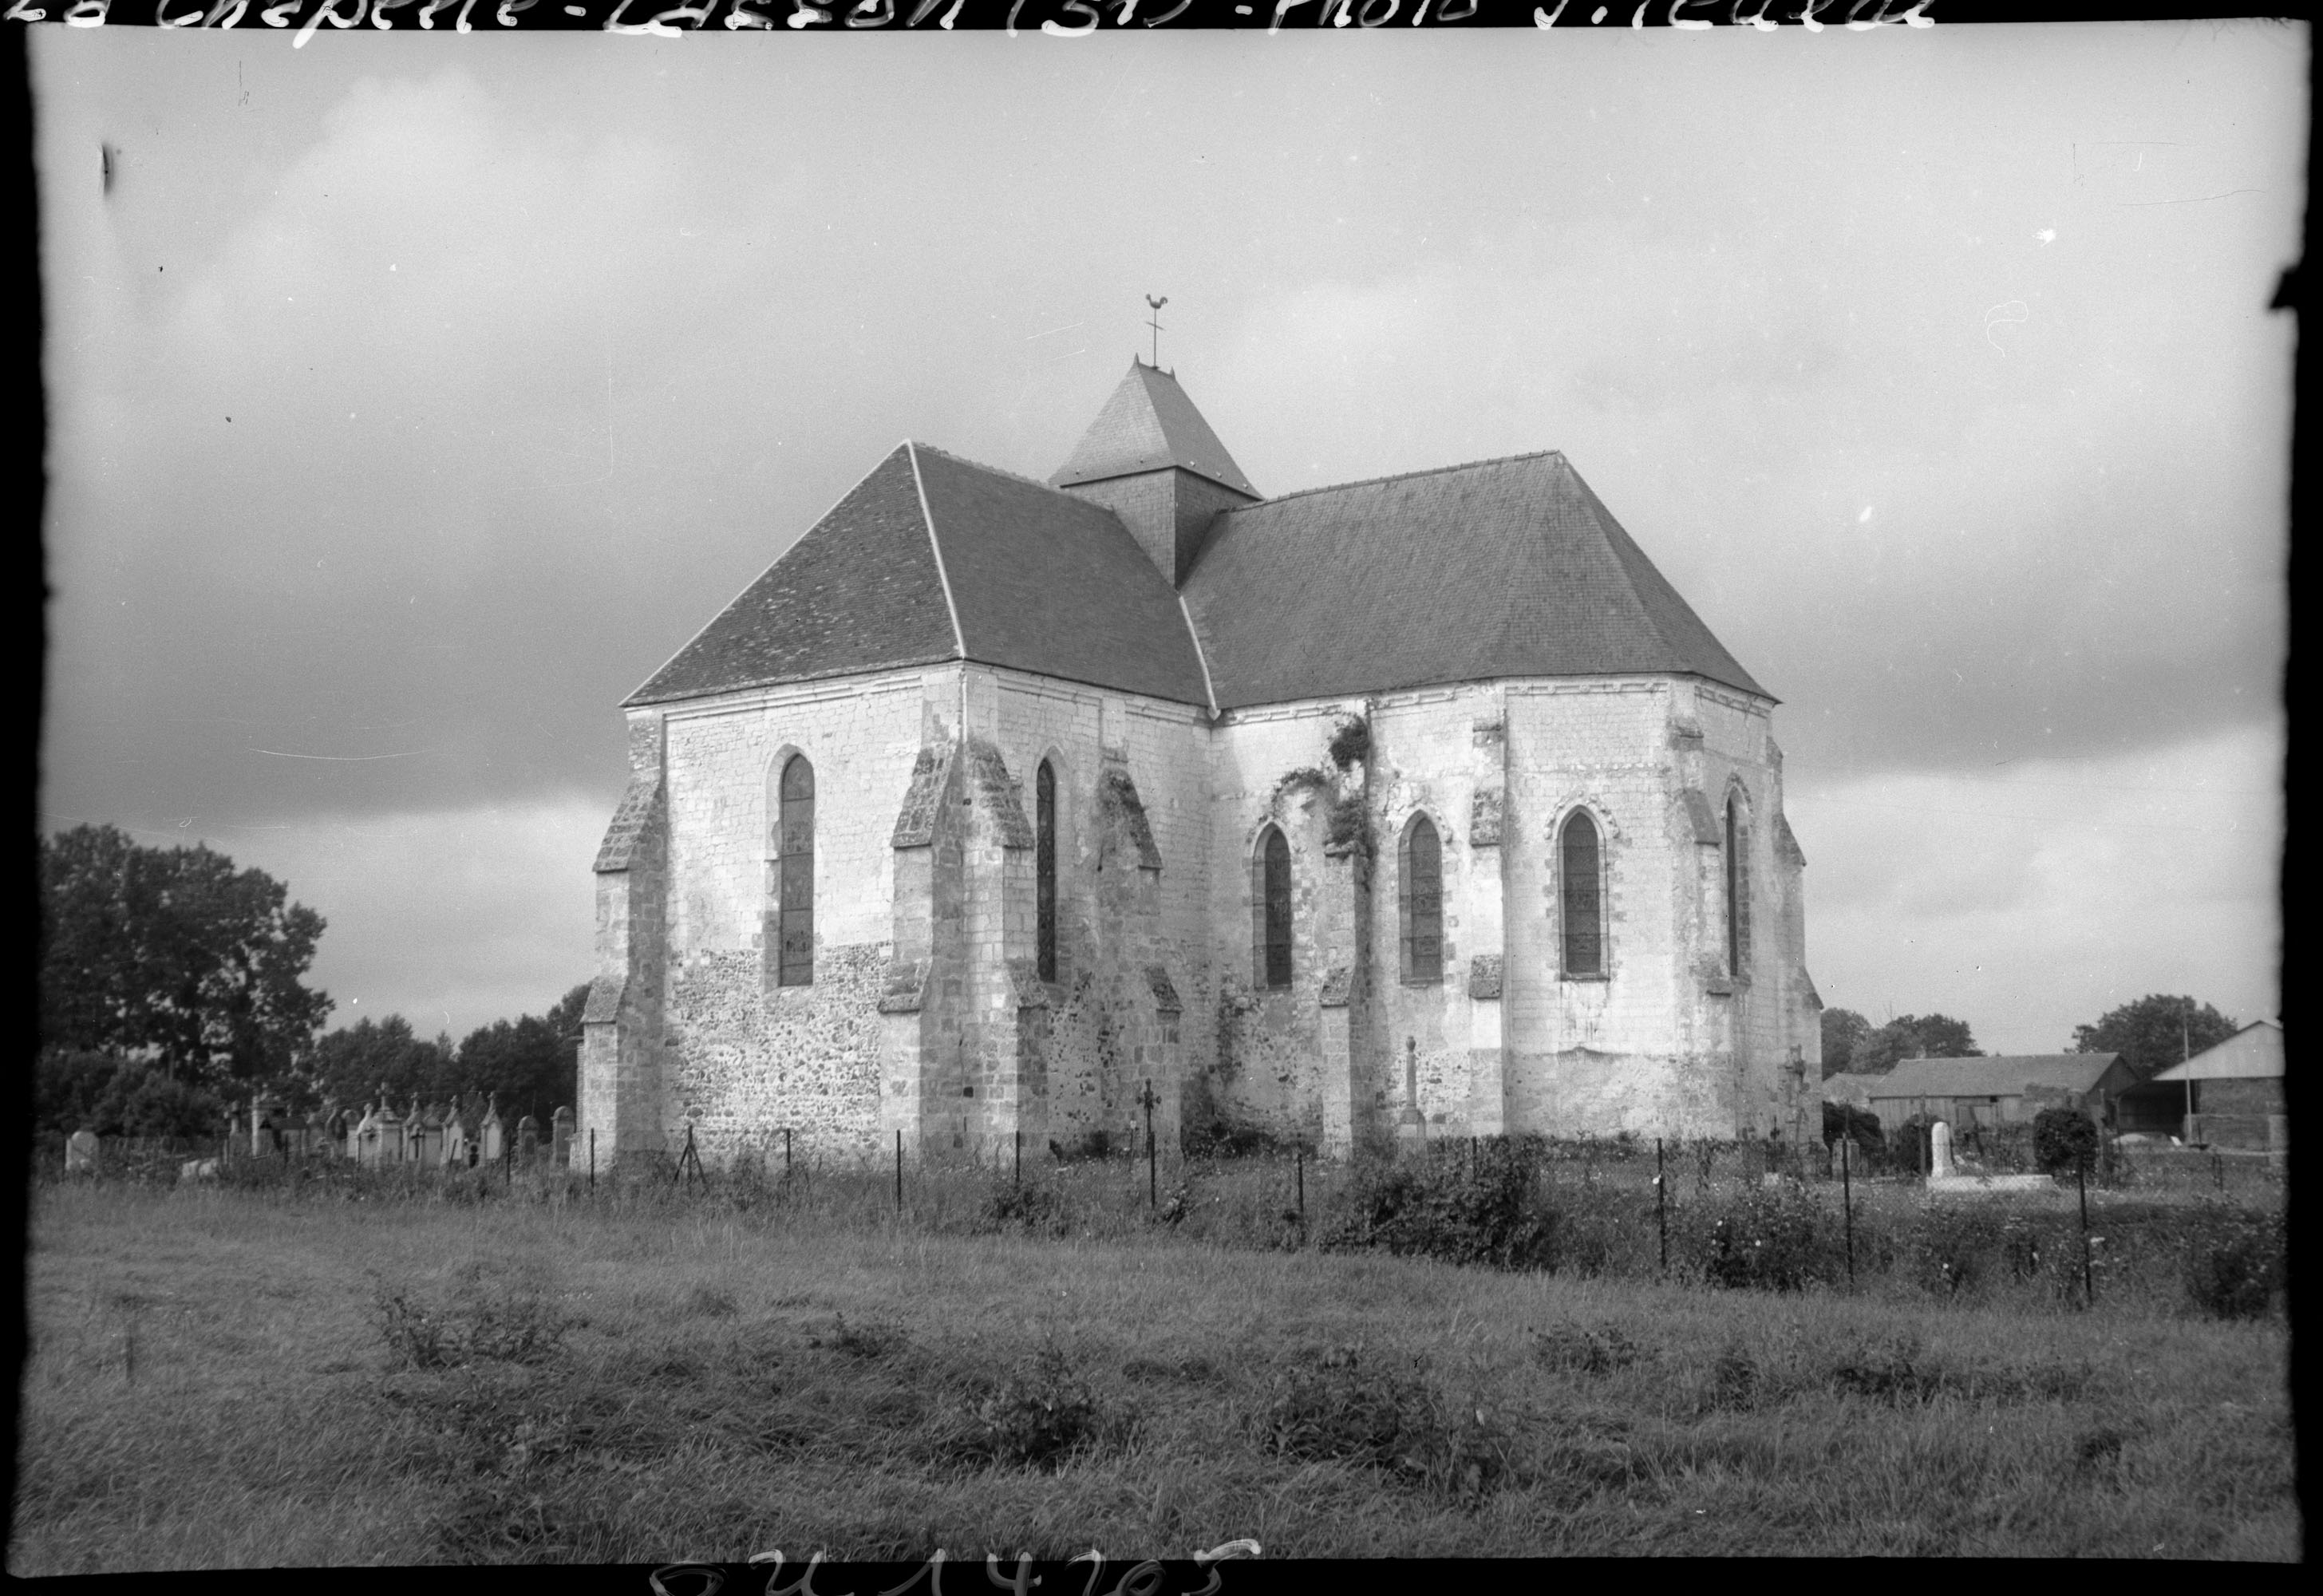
[1050,358,1261,587]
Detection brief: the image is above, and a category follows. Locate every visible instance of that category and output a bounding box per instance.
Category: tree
[35,1049,227,1139]
[39,825,331,1088]
[1820,1008,1871,1077]
[457,984,588,1125]
[303,1015,457,1115]
[2072,994,2239,1081]
[1849,1013,1982,1075]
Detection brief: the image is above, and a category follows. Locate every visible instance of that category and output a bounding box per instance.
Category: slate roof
[627,443,1208,708]
[2150,1021,2283,1083]
[630,385,1768,717]
[1179,451,1768,709]
[1865,1054,2129,1100]
[1050,359,1258,497]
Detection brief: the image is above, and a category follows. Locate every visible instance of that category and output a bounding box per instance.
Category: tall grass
[10,1176,2297,1568]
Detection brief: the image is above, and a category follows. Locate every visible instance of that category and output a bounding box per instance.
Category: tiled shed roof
[1179,451,1768,709]
[1865,1054,2127,1100]
[627,443,1208,708]
[1051,359,1258,496]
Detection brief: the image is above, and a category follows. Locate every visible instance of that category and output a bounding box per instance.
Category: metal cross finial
[1144,294,1167,366]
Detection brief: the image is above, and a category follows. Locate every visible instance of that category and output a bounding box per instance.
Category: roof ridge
[1226,448,1568,512]
[906,442,967,661]
[911,439,1098,501]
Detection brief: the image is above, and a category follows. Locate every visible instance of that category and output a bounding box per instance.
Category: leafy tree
[457,985,588,1125]
[1820,1008,1871,1077]
[36,1049,131,1136]
[2033,1106,2099,1175]
[35,1049,227,1139]
[106,1071,231,1140]
[1850,1013,1981,1075]
[303,1015,457,1116]
[2072,994,2239,1081]
[39,825,331,1089]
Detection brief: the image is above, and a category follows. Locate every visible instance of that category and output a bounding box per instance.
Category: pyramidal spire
[1052,359,1259,587]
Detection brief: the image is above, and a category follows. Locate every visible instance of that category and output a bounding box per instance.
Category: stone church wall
[1201,675,1816,1150]
[652,670,929,1163]
[598,658,1814,1166]
[1205,700,1369,1148]
[980,666,1210,1156]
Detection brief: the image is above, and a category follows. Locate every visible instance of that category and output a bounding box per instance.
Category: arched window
[1256,825,1293,990]
[1724,795,1748,978]
[776,754,815,986]
[1036,759,1058,983]
[1399,815,1443,982]
[1560,811,1603,978]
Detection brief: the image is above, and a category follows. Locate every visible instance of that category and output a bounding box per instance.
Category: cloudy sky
[37,22,2293,1053]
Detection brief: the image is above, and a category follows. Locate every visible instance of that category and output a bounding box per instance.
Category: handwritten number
[1104,1564,1165,1596]
[879,1551,947,1596]
[1068,1550,1104,1596]
[1043,0,1097,30]
[761,1551,844,1596]
[984,1555,1038,1596]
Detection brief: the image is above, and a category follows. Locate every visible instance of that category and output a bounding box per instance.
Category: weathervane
[1144,294,1167,367]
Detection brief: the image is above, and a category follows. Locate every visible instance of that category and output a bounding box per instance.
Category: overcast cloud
[37,24,2293,1047]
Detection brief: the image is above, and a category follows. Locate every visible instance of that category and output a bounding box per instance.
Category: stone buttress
[582,711,671,1170]
[878,674,1053,1159]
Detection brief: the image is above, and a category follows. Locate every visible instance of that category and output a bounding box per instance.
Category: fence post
[2213,1152,2223,1191]
[1296,1147,1305,1220]
[2076,1158,2093,1310]
[1655,1137,1668,1275]
[1013,1127,1021,1187]
[588,1128,595,1192]
[785,1127,793,1184]
[1841,1136,1855,1289]
[894,1128,903,1215]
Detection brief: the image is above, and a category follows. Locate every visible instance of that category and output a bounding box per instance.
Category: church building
[581,358,1821,1167]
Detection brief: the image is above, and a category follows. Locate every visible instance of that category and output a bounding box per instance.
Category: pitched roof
[1865,1054,2128,1100]
[627,447,956,705]
[2149,1021,2282,1083]
[1179,451,1768,709]
[1051,359,1258,497]
[627,443,1208,708]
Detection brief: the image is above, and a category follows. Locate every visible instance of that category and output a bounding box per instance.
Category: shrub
[1325,717,1372,771]
[1247,1342,1514,1499]
[1318,1139,1558,1270]
[2034,1108,2100,1175]
[966,1336,1130,1471]
[1696,1186,1831,1292]
[1183,1120,1303,1159]
[374,1284,566,1369]
[978,1179,1068,1236]
[2183,1213,2285,1320]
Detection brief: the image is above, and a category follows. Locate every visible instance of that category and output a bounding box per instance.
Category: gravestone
[480,1096,505,1163]
[1930,1120,1955,1180]
[551,1106,574,1169]
[1396,1037,1428,1152]
[516,1114,539,1166]
[65,1129,99,1174]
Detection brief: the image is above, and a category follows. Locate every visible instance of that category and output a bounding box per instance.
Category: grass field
[10,1176,2297,1568]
